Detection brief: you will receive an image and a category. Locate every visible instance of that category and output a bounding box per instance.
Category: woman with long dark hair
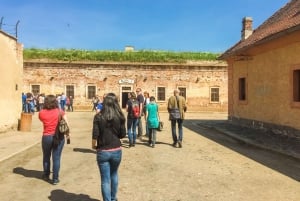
[39,94,70,185]
[92,93,126,201]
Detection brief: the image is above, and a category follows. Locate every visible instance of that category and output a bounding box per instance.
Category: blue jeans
[97,149,122,201]
[42,135,65,181]
[127,118,138,145]
[60,100,66,111]
[171,119,183,143]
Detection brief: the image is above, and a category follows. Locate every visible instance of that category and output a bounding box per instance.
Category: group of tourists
[22,92,74,113]
[37,88,186,201]
[22,92,44,113]
[56,93,74,112]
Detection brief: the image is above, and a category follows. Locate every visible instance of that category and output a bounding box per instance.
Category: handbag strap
[58,110,62,122]
[175,96,180,109]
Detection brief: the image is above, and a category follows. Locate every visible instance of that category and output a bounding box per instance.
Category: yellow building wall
[0,31,23,132]
[232,42,300,129]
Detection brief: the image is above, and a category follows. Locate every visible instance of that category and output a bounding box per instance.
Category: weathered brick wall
[23,60,228,112]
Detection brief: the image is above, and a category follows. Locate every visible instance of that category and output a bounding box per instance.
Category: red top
[39,108,65,136]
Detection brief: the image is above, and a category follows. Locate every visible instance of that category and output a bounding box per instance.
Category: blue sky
[0,0,289,53]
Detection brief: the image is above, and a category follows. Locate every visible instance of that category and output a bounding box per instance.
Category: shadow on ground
[184,119,300,182]
[48,189,98,201]
[13,167,45,181]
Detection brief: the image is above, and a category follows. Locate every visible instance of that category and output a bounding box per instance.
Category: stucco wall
[0,31,23,132]
[23,61,228,112]
[231,42,300,129]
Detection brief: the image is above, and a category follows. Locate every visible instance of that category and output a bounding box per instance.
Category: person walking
[60,92,67,111]
[92,96,99,112]
[92,93,126,201]
[167,89,187,148]
[143,91,150,137]
[145,96,159,148]
[39,94,70,185]
[69,96,74,112]
[135,88,144,139]
[126,92,139,147]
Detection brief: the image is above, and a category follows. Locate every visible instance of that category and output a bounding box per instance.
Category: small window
[239,77,246,101]
[87,85,96,99]
[157,87,166,101]
[66,85,74,98]
[293,69,300,102]
[178,87,186,99]
[31,85,40,95]
[210,87,220,102]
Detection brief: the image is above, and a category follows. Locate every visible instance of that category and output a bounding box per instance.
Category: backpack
[131,100,140,118]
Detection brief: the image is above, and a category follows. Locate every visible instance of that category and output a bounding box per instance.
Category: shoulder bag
[169,96,181,120]
[53,111,69,147]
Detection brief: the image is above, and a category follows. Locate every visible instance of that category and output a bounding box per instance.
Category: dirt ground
[0,112,299,201]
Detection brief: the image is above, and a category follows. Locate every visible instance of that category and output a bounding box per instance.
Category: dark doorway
[122,92,129,108]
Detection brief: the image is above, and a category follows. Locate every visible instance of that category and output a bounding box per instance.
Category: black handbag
[157,121,164,131]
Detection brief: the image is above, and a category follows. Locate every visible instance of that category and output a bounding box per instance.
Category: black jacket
[92,114,126,150]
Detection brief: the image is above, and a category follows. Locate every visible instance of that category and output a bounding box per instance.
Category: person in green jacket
[145,96,159,148]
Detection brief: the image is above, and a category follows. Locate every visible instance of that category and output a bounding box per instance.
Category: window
[31,85,40,95]
[178,87,186,99]
[66,85,74,98]
[157,87,166,101]
[239,77,246,101]
[293,69,300,102]
[210,87,220,102]
[87,85,96,99]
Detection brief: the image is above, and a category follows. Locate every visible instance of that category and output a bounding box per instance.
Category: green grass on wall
[24,48,220,63]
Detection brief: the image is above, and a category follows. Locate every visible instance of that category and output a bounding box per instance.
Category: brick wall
[23,60,228,112]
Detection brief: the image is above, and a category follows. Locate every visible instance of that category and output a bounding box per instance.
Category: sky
[0,0,290,53]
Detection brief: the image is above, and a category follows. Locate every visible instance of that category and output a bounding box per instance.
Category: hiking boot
[178,141,182,148]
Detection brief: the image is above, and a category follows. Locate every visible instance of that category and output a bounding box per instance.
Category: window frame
[178,87,187,100]
[238,76,248,105]
[66,85,75,98]
[291,65,300,108]
[31,84,40,96]
[210,86,220,103]
[87,85,97,99]
[156,86,166,102]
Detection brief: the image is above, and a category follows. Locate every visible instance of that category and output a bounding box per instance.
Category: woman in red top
[39,94,69,185]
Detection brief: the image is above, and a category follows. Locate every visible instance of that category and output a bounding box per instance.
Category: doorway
[121,86,132,108]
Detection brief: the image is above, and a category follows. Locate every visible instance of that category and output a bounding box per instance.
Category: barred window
[87,85,96,99]
[178,87,186,99]
[157,87,166,101]
[66,85,74,97]
[210,87,219,102]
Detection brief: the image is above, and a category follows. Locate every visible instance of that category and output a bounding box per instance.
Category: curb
[0,140,40,163]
